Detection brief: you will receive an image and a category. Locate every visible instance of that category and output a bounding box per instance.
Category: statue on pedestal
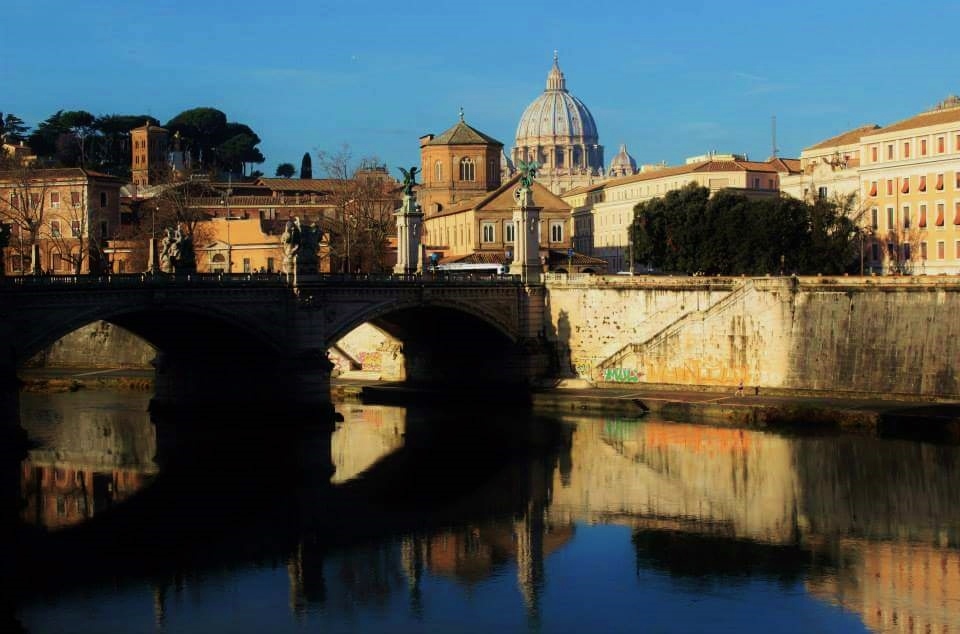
[281,216,321,274]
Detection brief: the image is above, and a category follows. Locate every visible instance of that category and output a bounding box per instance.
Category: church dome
[608,143,637,177]
[515,54,599,144]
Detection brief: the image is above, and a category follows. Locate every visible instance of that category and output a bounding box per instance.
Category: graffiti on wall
[602,367,641,383]
[358,351,382,372]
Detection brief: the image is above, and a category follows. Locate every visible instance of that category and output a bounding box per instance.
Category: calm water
[6,389,960,634]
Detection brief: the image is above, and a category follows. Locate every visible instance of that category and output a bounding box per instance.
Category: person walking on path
[736,381,744,397]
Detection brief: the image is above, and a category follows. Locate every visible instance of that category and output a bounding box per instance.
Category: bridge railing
[0,271,525,289]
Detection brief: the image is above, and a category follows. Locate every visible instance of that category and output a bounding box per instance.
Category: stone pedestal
[509,187,543,284]
[394,195,423,275]
[147,238,158,273]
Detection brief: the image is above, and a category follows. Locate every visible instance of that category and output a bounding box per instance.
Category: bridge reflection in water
[7,393,960,633]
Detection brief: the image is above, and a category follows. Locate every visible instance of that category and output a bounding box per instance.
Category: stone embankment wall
[26,322,157,369]
[545,275,960,399]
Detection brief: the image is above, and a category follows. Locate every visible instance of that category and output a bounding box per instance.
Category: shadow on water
[7,397,573,613]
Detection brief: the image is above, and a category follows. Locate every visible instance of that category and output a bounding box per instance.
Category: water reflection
[19,391,157,530]
[7,394,960,633]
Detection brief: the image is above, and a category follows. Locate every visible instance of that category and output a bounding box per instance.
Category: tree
[300,152,312,179]
[1,113,30,143]
[166,107,228,171]
[631,184,860,275]
[315,147,399,273]
[275,162,296,178]
[0,164,53,273]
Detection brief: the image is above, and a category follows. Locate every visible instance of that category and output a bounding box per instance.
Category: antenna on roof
[771,115,779,158]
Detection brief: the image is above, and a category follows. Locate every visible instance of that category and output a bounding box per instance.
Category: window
[504,221,515,243]
[868,181,878,197]
[903,206,910,229]
[937,173,945,190]
[937,202,946,226]
[956,172,960,189]
[870,208,879,230]
[921,241,928,260]
[71,220,81,237]
[818,186,828,200]
[871,243,880,261]
[937,241,945,259]
[266,257,275,272]
[50,220,61,237]
[886,207,895,230]
[243,258,251,273]
[903,243,911,261]
[459,157,475,181]
[50,191,60,208]
[921,139,928,155]
[99,192,107,208]
[71,191,81,207]
[955,201,960,225]
[901,177,909,194]
[919,175,927,192]
[871,146,878,162]
[938,136,945,153]
[904,141,910,158]
[550,222,563,243]
[29,192,40,207]
[886,180,893,195]
[886,144,894,160]
[956,240,960,259]
[435,160,442,181]
[753,177,761,189]
[99,220,108,239]
[481,223,495,243]
[919,203,928,228]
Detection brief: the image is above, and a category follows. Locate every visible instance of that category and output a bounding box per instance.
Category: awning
[937,173,944,190]
[954,202,960,226]
[919,206,927,228]
[919,176,926,192]
[901,179,910,194]
[868,182,877,197]
[936,205,945,226]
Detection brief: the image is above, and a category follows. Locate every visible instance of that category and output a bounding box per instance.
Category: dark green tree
[632,183,859,275]
[275,162,296,178]
[300,152,312,179]
[1,113,30,143]
[165,107,228,170]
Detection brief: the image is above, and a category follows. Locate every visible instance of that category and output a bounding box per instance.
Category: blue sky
[3,0,956,177]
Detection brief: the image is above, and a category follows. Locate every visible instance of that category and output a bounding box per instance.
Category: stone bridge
[0,273,550,412]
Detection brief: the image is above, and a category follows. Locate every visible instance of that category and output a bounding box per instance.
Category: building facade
[858,96,960,275]
[512,54,604,195]
[0,168,123,275]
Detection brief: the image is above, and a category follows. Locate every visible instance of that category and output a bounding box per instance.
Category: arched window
[459,157,475,181]
[435,160,442,182]
[550,222,563,243]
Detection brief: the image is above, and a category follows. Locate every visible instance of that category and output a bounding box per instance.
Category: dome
[515,54,599,144]
[608,143,637,177]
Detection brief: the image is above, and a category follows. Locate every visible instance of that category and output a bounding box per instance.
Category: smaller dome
[608,143,637,177]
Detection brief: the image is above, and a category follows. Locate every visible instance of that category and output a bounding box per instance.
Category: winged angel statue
[398,166,419,196]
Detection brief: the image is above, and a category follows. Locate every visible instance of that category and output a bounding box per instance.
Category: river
[5,389,960,633]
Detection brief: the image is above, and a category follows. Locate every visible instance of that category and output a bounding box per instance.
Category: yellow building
[195,217,282,273]
[858,96,960,275]
[562,155,799,272]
